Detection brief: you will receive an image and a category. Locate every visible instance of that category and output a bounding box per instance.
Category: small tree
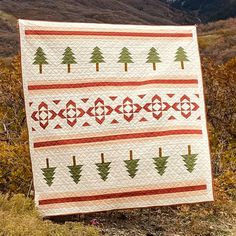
[118,47,133,72]
[175,46,189,69]
[62,47,77,73]
[146,47,161,70]
[181,145,198,173]
[96,153,111,181]
[67,156,83,184]
[153,148,169,176]
[41,158,56,186]
[90,47,105,72]
[33,47,48,74]
[124,150,139,178]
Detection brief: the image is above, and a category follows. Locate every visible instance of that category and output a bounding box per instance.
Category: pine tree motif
[61,47,77,73]
[90,46,105,71]
[124,150,139,178]
[181,145,198,173]
[33,47,48,74]
[118,47,133,72]
[41,158,56,186]
[175,47,189,69]
[96,153,111,181]
[153,148,169,176]
[67,156,83,184]
[146,47,161,70]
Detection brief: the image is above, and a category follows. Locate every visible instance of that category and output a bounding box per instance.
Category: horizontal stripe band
[25,30,193,38]
[39,184,207,205]
[28,79,198,91]
[34,129,202,148]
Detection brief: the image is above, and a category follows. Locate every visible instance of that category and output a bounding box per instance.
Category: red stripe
[39,184,207,205]
[25,30,192,38]
[34,129,202,148]
[28,79,198,91]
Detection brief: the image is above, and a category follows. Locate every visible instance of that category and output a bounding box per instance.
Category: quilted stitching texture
[19,20,213,216]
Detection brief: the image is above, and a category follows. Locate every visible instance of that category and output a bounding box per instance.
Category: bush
[0,56,31,194]
[0,142,31,194]
[202,57,236,201]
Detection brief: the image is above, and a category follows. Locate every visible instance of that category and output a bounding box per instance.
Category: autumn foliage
[0,56,31,194]
[203,57,236,200]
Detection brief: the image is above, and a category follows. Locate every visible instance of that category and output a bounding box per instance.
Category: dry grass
[0,194,99,236]
[0,192,236,236]
[198,18,236,63]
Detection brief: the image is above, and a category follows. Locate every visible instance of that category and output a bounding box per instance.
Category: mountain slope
[166,0,236,22]
[198,18,236,63]
[0,0,197,58]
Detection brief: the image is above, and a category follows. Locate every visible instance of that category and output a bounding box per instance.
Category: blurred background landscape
[0,1,236,235]
[0,0,236,63]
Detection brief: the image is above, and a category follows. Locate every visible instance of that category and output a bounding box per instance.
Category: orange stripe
[25,30,192,38]
[39,184,207,205]
[28,79,198,91]
[34,129,202,148]
[41,179,206,199]
[40,190,207,210]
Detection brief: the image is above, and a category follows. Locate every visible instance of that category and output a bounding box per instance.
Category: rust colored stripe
[39,184,207,205]
[34,129,202,148]
[28,79,198,91]
[25,30,193,38]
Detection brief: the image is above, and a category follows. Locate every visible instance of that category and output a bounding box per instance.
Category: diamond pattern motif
[172,95,200,119]
[87,98,113,124]
[115,97,142,122]
[30,94,200,129]
[58,100,85,127]
[31,102,56,129]
[143,95,163,120]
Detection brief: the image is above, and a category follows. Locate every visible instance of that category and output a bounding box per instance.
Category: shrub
[0,142,31,194]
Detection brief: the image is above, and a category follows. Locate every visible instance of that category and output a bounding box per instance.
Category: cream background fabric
[19,20,213,216]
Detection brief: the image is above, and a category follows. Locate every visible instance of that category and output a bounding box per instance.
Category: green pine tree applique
[90,46,105,71]
[124,150,139,178]
[181,145,198,173]
[67,156,83,184]
[41,158,56,187]
[33,47,48,74]
[153,148,169,176]
[96,153,111,181]
[175,47,189,69]
[62,47,77,73]
[146,47,161,70]
[118,47,133,72]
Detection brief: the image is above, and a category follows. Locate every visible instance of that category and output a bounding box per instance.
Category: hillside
[1,0,235,62]
[166,0,236,22]
[198,18,236,63]
[1,2,236,235]
[0,0,196,58]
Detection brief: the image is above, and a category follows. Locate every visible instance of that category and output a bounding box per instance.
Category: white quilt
[19,20,213,216]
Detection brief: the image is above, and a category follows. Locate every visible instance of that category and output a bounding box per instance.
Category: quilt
[19,20,214,216]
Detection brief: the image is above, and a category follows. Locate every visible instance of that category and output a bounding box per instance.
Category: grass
[198,34,220,49]
[0,10,17,28]
[0,192,235,236]
[198,18,236,63]
[0,194,99,236]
